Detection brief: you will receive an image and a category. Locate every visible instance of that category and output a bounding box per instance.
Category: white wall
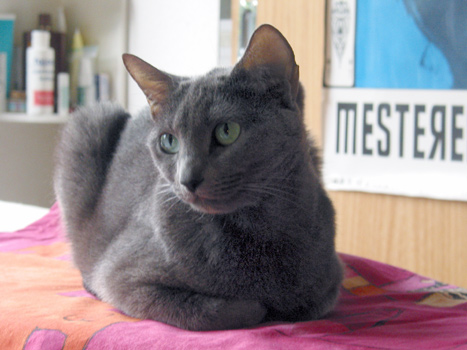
[0,121,61,207]
[127,0,220,113]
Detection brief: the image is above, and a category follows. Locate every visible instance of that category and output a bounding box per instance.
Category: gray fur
[55,28,342,331]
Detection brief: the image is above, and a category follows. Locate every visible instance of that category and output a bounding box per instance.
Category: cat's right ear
[233,24,299,99]
[122,54,173,117]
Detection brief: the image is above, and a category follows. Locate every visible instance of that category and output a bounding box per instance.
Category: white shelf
[0,112,68,124]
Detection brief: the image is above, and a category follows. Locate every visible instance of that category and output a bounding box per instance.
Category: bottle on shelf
[69,28,84,108]
[26,30,55,115]
[23,12,67,112]
[57,72,70,116]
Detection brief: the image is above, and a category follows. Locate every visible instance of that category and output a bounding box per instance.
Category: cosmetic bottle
[8,90,26,113]
[23,12,67,112]
[54,7,68,110]
[26,30,55,114]
[0,53,6,112]
[69,28,84,107]
[0,14,15,101]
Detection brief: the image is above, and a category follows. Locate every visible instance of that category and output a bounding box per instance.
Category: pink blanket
[1,204,466,349]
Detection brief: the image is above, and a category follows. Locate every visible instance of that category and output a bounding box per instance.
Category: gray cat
[55,24,343,331]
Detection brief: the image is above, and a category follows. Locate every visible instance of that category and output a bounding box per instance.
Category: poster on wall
[323,0,467,202]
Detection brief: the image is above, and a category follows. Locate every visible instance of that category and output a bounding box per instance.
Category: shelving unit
[0,0,128,207]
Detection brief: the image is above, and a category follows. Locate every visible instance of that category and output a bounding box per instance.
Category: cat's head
[123,24,308,214]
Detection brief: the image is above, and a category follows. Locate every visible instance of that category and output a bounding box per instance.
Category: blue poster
[355,0,466,89]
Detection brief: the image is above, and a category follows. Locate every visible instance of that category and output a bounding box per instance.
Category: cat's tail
[54,102,130,228]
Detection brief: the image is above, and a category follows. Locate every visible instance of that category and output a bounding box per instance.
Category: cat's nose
[181,176,204,193]
[179,158,205,193]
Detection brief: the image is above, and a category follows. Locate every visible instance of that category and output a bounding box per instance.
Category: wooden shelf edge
[0,112,68,124]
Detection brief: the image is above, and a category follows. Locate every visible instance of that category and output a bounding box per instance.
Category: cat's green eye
[160,133,180,154]
[214,122,241,146]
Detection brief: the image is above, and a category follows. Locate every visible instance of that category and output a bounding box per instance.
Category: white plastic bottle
[26,30,55,115]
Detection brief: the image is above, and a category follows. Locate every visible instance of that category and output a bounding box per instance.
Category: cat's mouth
[179,191,243,215]
[187,194,234,214]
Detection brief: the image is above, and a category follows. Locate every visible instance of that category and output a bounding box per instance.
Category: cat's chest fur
[151,195,314,299]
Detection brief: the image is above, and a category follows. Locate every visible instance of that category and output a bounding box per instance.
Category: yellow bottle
[69,28,84,108]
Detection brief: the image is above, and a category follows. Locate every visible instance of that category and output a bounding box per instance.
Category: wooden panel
[246,0,467,288]
[331,191,467,287]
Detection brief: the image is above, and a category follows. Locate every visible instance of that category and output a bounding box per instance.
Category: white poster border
[322,88,467,202]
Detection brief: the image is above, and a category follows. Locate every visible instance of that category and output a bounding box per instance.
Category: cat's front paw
[217,299,267,330]
[191,298,266,331]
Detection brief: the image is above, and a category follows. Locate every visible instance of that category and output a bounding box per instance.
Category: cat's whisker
[158,187,176,198]
[159,193,177,202]
[209,178,242,196]
[166,197,182,213]
[162,196,177,205]
[157,189,174,197]
[243,182,298,198]
[157,186,174,195]
[159,193,179,209]
[255,179,310,198]
[242,183,309,213]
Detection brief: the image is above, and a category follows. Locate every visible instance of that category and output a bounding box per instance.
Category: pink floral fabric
[1,204,466,349]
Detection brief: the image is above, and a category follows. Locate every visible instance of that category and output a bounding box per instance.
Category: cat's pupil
[160,133,180,154]
[214,122,241,146]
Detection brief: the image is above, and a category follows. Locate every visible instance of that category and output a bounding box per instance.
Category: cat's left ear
[234,24,299,99]
[122,54,173,117]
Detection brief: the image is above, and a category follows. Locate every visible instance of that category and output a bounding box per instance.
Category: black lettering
[336,103,357,154]
[350,105,357,154]
[451,106,464,161]
[395,104,409,158]
[414,105,425,159]
[429,105,446,160]
[377,103,391,156]
[363,104,373,155]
